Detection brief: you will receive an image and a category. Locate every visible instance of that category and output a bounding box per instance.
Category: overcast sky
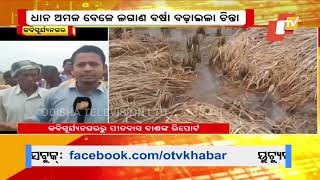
[0,41,109,72]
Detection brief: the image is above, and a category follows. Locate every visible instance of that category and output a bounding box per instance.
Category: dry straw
[210,28,317,113]
[109,29,317,134]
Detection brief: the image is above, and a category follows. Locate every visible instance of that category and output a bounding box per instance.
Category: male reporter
[32,45,108,123]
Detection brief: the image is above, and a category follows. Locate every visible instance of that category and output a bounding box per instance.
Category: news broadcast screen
[0,0,319,179]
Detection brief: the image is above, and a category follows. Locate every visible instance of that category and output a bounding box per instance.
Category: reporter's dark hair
[71,45,105,65]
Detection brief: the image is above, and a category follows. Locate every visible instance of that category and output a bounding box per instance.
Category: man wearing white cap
[0,60,48,130]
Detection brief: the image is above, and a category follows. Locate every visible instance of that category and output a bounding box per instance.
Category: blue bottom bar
[25,144,32,168]
[285,144,292,168]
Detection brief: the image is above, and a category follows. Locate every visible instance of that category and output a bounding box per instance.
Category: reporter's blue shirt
[32,79,108,123]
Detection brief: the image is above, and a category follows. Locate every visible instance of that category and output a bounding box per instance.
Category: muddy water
[138,28,288,121]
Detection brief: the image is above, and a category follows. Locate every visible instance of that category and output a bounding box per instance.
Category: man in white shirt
[0,60,48,130]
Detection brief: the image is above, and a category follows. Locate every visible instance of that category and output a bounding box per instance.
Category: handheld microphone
[73,97,92,123]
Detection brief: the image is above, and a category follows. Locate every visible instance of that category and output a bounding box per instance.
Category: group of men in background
[3,58,108,89]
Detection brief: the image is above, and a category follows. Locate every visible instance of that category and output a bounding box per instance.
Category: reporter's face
[72,52,104,83]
